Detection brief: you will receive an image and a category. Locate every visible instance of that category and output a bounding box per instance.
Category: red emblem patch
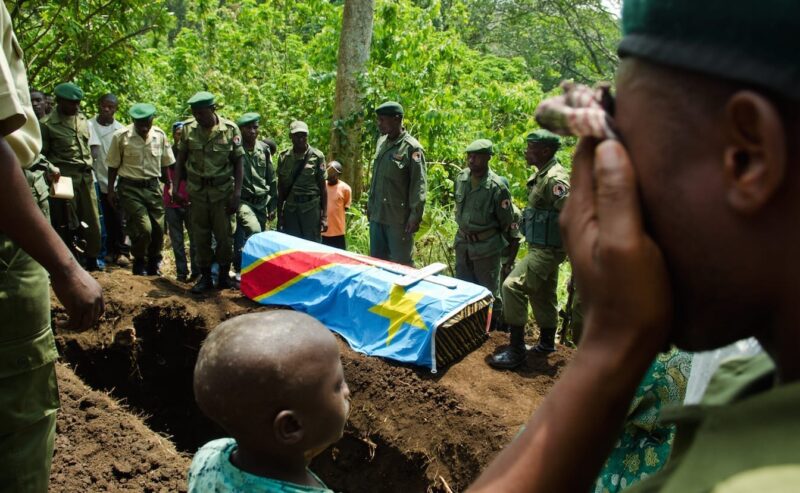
[501,199,510,209]
[232,135,241,146]
[553,183,567,197]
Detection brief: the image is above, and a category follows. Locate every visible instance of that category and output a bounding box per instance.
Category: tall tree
[329,0,375,199]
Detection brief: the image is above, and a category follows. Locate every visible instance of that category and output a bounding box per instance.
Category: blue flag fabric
[241,232,492,372]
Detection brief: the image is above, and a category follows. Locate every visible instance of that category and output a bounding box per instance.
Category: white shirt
[88,116,124,192]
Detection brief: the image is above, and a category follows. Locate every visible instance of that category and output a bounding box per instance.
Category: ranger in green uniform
[367,101,426,266]
[235,112,277,272]
[498,175,522,282]
[276,120,327,242]
[106,103,174,276]
[172,92,244,293]
[40,82,103,271]
[454,139,515,327]
[489,130,569,369]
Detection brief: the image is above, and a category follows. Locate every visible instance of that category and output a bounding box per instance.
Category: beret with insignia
[375,101,404,116]
[129,103,156,120]
[54,82,84,101]
[465,138,494,155]
[172,121,185,132]
[527,129,561,148]
[620,0,800,101]
[236,112,260,127]
[289,120,309,134]
[187,91,216,108]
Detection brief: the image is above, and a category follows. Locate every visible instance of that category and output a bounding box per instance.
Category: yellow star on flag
[369,285,428,345]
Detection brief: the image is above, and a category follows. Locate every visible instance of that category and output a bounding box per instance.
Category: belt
[289,194,318,204]
[188,173,231,187]
[118,176,160,188]
[457,228,498,243]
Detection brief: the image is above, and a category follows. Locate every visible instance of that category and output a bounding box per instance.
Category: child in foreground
[188,311,351,492]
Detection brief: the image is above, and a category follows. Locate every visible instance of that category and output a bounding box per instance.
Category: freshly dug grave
[51,269,573,492]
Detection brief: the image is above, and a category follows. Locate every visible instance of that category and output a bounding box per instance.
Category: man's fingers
[594,140,643,247]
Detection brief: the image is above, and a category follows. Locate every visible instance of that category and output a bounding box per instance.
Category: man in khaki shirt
[106,103,174,275]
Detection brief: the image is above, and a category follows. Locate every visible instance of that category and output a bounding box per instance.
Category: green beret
[620,0,800,101]
[375,101,404,116]
[289,120,309,134]
[129,103,156,120]
[465,139,494,155]
[54,83,83,101]
[187,91,215,108]
[236,112,260,127]
[527,129,561,147]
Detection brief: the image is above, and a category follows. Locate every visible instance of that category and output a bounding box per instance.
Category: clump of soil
[51,268,573,492]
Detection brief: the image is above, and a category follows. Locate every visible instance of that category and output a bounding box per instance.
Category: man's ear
[274,410,304,445]
[723,91,787,214]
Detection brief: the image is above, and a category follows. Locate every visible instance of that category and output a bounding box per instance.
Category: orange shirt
[323,180,351,237]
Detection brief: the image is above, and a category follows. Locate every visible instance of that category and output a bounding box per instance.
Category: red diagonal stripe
[241,250,365,300]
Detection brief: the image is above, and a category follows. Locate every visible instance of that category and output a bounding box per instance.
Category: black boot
[131,258,147,276]
[216,264,233,289]
[489,324,526,369]
[532,327,557,354]
[146,258,162,276]
[191,268,214,294]
[85,257,103,272]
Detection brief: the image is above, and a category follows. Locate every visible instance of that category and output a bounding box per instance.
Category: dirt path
[50,268,572,492]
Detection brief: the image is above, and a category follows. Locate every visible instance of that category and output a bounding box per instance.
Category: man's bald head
[194,310,340,437]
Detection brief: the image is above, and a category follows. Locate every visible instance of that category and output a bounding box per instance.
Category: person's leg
[299,200,321,242]
[210,199,236,289]
[119,186,151,275]
[75,174,102,264]
[384,223,414,266]
[526,248,566,353]
[165,207,189,279]
[184,206,199,279]
[454,243,477,283]
[321,235,346,249]
[190,194,215,293]
[473,253,503,326]
[145,186,165,275]
[369,221,390,260]
[489,255,533,369]
[235,203,262,272]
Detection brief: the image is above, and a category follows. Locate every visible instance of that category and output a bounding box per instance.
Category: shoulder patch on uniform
[510,222,519,231]
[553,183,568,197]
[232,135,241,146]
[501,199,510,209]
[411,150,422,163]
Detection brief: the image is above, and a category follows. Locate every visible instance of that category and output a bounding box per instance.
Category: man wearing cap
[321,160,352,249]
[106,103,174,276]
[276,120,327,242]
[0,3,104,490]
[172,91,243,293]
[454,139,514,326]
[470,1,800,491]
[489,130,569,369]
[40,82,103,271]
[88,93,129,267]
[367,101,426,265]
[164,121,197,282]
[234,112,276,272]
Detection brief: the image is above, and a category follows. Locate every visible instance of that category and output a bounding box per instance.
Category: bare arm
[469,140,671,492]
[0,136,103,330]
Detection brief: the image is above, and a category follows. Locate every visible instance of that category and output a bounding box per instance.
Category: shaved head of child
[193,310,350,484]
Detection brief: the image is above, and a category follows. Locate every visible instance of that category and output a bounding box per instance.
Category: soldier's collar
[536,157,558,176]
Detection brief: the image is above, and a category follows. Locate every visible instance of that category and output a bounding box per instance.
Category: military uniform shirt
[277,145,326,198]
[40,111,93,171]
[106,124,174,180]
[454,168,513,259]
[242,141,277,209]
[527,157,569,212]
[177,116,244,179]
[367,131,426,226]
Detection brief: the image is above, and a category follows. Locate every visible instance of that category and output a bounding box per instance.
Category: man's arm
[405,147,427,234]
[171,147,188,205]
[319,158,328,232]
[266,154,278,220]
[0,136,103,330]
[468,140,672,492]
[227,153,243,215]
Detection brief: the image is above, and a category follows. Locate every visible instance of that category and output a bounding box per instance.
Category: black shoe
[531,343,556,354]
[488,346,526,369]
[216,265,233,289]
[146,259,162,276]
[85,257,104,272]
[191,270,214,294]
[132,258,147,276]
[188,271,199,282]
[533,327,557,354]
[176,273,189,283]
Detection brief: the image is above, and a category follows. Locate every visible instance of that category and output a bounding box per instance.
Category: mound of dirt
[50,268,573,492]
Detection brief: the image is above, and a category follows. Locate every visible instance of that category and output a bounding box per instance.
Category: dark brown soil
[50,268,573,492]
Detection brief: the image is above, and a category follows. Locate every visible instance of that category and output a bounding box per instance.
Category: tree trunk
[329,0,374,201]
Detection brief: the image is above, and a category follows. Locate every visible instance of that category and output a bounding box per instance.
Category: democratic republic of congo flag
[241,232,493,372]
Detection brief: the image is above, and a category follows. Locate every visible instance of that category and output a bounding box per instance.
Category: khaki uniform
[106,124,174,262]
[235,141,276,270]
[454,168,513,318]
[367,131,426,265]
[277,145,326,242]
[502,158,569,329]
[40,110,102,258]
[626,354,800,493]
[0,3,59,490]
[177,117,244,268]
